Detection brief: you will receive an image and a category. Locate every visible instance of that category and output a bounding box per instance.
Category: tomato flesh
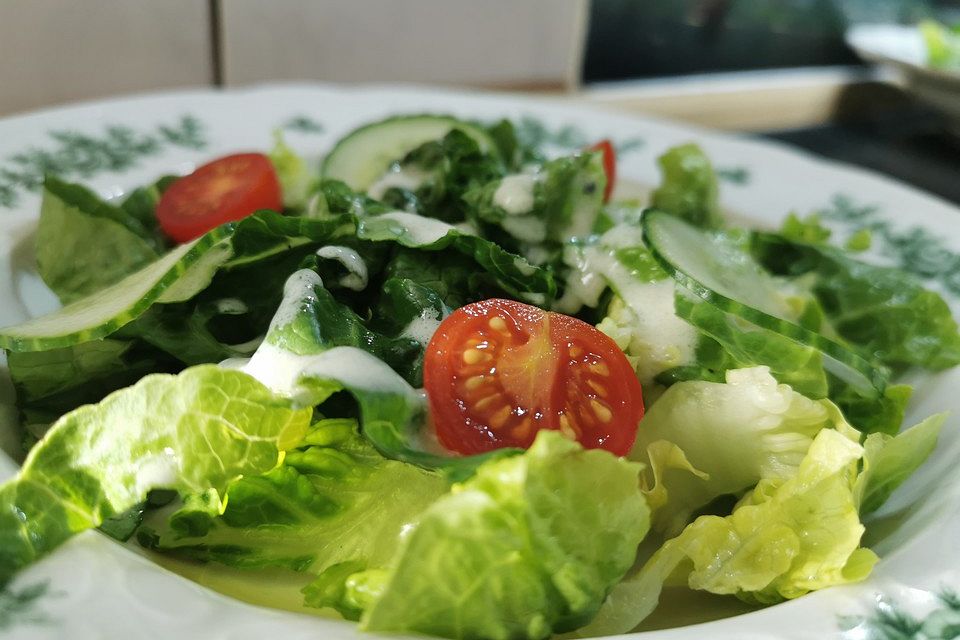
[588,140,616,203]
[424,299,643,456]
[157,152,282,242]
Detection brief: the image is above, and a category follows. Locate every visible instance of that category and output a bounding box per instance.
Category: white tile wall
[219,0,586,89]
[0,0,214,116]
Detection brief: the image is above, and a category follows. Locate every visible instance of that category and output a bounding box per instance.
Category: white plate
[1,83,959,640]
[846,24,960,134]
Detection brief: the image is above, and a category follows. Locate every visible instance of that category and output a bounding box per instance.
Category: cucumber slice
[0,228,233,352]
[641,210,887,397]
[322,115,496,191]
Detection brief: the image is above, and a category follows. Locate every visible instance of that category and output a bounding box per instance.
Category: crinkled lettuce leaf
[583,428,877,636]
[650,143,723,229]
[357,210,555,305]
[0,365,311,584]
[307,431,649,640]
[139,418,448,574]
[632,366,849,536]
[645,228,909,434]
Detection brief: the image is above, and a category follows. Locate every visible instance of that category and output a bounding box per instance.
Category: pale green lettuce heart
[583,428,877,636]
[631,366,847,535]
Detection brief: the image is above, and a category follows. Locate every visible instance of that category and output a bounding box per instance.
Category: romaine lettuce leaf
[357,210,555,305]
[650,143,723,229]
[7,338,178,441]
[379,128,506,223]
[855,413,945,514]
[752,233,960,371]
[139,418,448,574]
[583,428,877,636]
[464,151,606,248]
[632,366,848,535]
[309,431,649,640]
[0,365,311,584]
[269,131,317,209]
[36,177,162,303]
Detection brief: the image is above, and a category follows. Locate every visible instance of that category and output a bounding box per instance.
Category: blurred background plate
[846,23,960,133]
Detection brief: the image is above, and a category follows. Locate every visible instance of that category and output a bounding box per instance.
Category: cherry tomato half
[588,139,616,203]
[157,153,282,242]
[424,299,643,456]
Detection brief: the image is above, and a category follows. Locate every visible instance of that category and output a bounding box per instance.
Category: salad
[0,112,958,640]
[920,19,960,70]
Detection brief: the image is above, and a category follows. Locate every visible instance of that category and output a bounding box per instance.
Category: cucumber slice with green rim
[641,209,888,397]
[0,228,233,352]
[322,114,496,191]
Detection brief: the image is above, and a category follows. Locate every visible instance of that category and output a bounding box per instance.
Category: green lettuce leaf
[920,19,960,69]
[632,366,849,535]
[270,131,317,209]
[464,151,606,248]
[7,338,178,439]
[140,418,448,574]
[379,128,505,223]
[0,365,311,584]
[117,175,176,243]
[357,210,555,305]
[752,233,960,371]
[650,143,723,229]
[309,431,649,640]
[36,177,163,303]
[855,413,945,515]
[584,428,877,636]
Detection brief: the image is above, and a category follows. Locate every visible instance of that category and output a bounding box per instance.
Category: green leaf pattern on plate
[839,587,960,640]
[514,115,644,156]
[0,581,56,631]
[282,115,325,134]
[819,194,960,299]
[0,116,206,209]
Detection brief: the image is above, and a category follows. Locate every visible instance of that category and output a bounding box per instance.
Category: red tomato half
[424,299,644,456]
[588,139,616,203]
[157,153,282,242]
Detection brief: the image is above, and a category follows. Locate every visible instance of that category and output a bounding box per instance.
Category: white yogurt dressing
[401,307,443,347]
[269,269,323,330]
[375,211,455,245]
[134,447,180,495]
[502,215,547,243]
[214,298,248,315]
[555,225,699,381]
[367,165,430,201]
[239,343,418,406]
[493,173,538,215]
[316,245,368,291]
[223,269,422,405]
